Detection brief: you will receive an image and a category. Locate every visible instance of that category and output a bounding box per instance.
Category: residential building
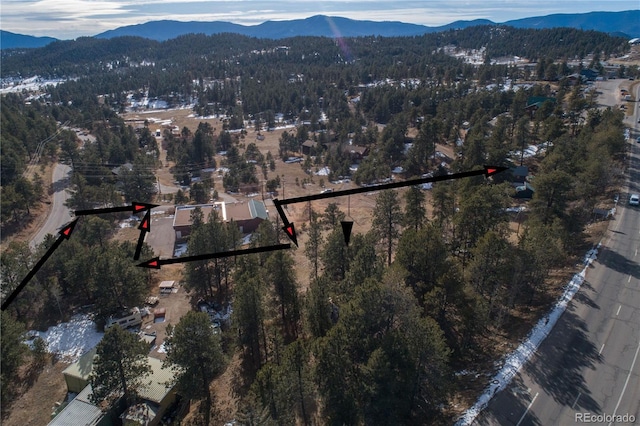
[173,200,268,240]
[52,353,176,426]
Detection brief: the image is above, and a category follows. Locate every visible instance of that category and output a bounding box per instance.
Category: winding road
[30,163,73,249]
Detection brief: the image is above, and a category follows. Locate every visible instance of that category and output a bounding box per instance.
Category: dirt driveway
[142,265,193,360]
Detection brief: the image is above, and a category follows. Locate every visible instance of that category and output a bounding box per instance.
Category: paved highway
[30,163,73,249]
[475,83,640,425]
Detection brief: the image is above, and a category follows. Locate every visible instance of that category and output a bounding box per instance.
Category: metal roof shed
[63,347,97,394]
[159,281,175,289]
[48,385,107,426]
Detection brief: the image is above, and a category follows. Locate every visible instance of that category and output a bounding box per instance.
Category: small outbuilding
[159,281,176,294]
[301,140,317,155]
[513,182,535,199]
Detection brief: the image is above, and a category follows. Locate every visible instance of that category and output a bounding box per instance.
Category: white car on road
[629,194,640,206]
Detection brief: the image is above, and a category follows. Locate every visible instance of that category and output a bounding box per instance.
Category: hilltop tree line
[0,27,633,121]
[2,26,629,80]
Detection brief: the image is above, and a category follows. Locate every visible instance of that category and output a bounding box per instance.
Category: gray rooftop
[48,385,104,426]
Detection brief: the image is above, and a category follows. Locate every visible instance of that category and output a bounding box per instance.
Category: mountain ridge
[1,30,59,49]
[2,10,638,49]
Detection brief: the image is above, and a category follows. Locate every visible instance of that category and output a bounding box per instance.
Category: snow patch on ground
[25,314,103,362]
[174,243,188,257]
[455,244,600,425]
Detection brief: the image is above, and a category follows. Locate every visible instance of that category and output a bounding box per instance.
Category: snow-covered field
[25,314,103,362]
[0,76,66,94]
[455,245,600,425]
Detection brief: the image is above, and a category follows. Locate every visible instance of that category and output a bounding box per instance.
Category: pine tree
[164,311,224,426]
[403,185,426,230]
[322,202,345,230]
[1,311,28,408]
[234,259,267,374]
[89,325,151,407]
[265,251,301,341]
[303,216,323,280]
[372,190,403,266]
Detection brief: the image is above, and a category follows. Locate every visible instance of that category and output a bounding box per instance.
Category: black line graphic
[74,202,158,216]
[273,165,507,245]
[134,210,151,260]
[1,220,78,311]
[137,244,292,269]
[272,199,298,247]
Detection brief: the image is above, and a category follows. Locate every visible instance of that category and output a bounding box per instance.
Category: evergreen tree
[322,202,345,230]
[321,227,350,281]
[90,325,151,406]
[234,258,267,374]
[304,276,333,338]
[395,224,449,304]
[119,161,156,203]
[265,251,301,341]
[92,241,150,320]
[1,311,28,409]
[372,190,403,266]
[164,311,224,426]
[403,185,426,230]
[303,215,323,280]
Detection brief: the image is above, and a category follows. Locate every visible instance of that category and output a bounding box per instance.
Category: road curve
[30,164,73,249]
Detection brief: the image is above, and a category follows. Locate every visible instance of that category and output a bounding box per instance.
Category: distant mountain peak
[90,10,637,42]
[2,10,638,50]
[1,30,58,49]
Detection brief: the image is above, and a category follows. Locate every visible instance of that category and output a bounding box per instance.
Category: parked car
[629,194,639,206]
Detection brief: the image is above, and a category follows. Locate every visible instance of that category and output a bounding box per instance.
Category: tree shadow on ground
[523,309,601,414]
[572,280,600,310]
[594,246,640,280]
[474,375,543,426]
[51,175,71,194]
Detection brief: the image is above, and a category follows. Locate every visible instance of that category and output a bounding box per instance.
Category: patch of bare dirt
[2,359,70,426]
[0,162,56,251]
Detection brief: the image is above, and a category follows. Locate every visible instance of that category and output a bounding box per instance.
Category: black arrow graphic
[341,221,354,246]
[274,165,507,245]
[272,199,298,247]
[137,244,292,269]
[74,202,158,216]
[133,210,151,260]
[1,219,78,311]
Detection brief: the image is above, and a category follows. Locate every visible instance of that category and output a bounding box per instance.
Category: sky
[1,0,638,40]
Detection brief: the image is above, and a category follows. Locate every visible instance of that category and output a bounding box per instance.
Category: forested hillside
[1,26,629,79]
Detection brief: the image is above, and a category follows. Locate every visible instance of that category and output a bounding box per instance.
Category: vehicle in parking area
[629,194,640,206]
[105,307,142,329]
[636,136,640,143]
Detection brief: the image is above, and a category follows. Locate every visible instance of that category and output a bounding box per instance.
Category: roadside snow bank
[455,244,600,425]
[25,314,103,362]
